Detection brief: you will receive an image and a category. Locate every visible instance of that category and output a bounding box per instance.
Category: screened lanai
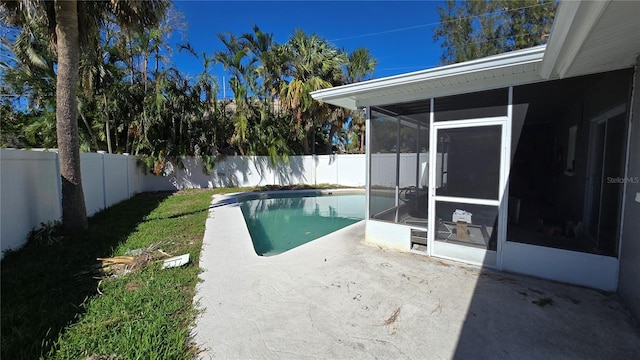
[363,65,632,262]
[313,46,637,291]
[312,0,640,321]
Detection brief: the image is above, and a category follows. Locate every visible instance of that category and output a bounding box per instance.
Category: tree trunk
[80,113,98,151]
[105,121,112,154]
[326,123,340,154]
[302,134,310,155]
[55,0,88,232]
[104,94,112,153]
[311,129,316,155]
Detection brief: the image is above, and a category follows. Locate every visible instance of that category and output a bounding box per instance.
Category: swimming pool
[239,191,365,256]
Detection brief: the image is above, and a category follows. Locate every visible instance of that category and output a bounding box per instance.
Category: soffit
[562,1,640,78]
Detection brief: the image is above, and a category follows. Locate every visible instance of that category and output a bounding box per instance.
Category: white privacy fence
[0,149,365,255]
[143,154,366,191]
[370,153,447,189]
[1,150,145,256]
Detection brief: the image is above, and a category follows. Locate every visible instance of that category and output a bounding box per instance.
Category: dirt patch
[125,280,143,292]
[175,189,211,195]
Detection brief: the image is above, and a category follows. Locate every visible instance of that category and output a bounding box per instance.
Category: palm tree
[178,42,217,122]
[215,32,256,155]
[0,11,56,113]
[344,47,376,153]
[1,0,168,231]
[322,47,376,154]
[240,26,296,162]
[280,29,346,154]
[178,43,221,166]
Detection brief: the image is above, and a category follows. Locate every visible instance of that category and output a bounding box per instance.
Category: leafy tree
[215,26,299,162]
[215,31,255,156]
[1,0,168,232]
[0,99,32,147]
[241,26,298,161]
[280,29,346,154]
[2,11,378,183]
[329,47,376,154]
[433,0,557,64]
[178,42,223,172]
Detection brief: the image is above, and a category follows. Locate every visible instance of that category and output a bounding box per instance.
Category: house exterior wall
[365,220,412,251]
[618,59,640,321]
[364,70,634,291]
[555,70,633,242]
[498,70,634,291]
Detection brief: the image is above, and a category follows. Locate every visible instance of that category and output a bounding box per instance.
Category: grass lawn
[1,185,342,359]
[1,189,222,359]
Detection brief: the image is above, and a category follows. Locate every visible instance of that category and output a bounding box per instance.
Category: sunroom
[311,0,640,293]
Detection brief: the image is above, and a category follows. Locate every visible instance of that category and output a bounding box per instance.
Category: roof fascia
[356,70,544,108]
[311,46,546,110]
[540,0,610,79]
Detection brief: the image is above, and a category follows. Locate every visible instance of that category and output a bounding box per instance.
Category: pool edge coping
[209,188,366,259]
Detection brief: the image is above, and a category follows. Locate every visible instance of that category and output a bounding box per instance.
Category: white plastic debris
[162,254,190,269]
[452,209,472,223]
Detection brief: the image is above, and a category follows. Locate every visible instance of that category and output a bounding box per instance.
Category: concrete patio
[192,193,640,359]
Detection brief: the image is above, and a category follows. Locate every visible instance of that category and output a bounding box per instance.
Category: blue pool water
[239,192,365,256]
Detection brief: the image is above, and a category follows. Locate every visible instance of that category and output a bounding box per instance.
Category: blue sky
[170,1,444,98]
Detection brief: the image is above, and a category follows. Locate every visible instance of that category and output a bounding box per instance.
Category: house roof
[311,46,545,110]
[312,0,640,110]
[541,0,640,79]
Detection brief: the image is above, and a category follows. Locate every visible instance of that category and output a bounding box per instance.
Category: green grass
[1,190,215,359]
[1,185,343,359]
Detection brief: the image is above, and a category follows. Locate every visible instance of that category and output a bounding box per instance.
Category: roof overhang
[540,0,640,79]
[312,0,640,111]
[312,46,546,110]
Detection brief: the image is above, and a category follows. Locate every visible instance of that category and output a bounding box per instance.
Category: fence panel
[104,154,129,207]
[1,149,61,254]
[275,156,311,186]
[1,151,366,256]
[80,152,106,216]
[314,155,339,185]
[336,154,366,187]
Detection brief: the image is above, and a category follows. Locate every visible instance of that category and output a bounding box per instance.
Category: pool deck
[192,192,640,359]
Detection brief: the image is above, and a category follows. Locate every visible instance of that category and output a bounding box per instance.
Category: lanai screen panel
[369,100,430,224]
[434,88,508,121]
[508,69,633,257]
[369,108,398,222]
